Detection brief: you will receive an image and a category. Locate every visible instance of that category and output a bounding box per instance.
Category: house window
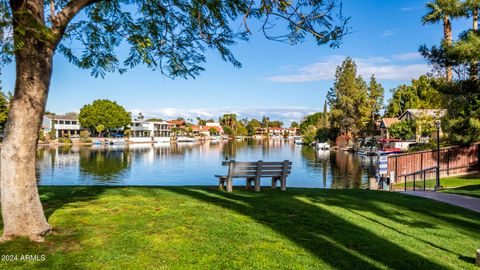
[54,120,59,124]
[72,121,77,125]
[65,121,71,125]
[59,120,64,124]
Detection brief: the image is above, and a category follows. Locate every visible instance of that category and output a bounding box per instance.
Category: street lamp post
[435,120,442,190]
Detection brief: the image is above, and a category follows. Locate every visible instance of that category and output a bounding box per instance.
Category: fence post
[423,171,426,190]
[447,148,450,176]
[404,176,407,191]
[477,144,480,170]
[395,156,398,184]
[421,152,424,171]
[413,174,416,191]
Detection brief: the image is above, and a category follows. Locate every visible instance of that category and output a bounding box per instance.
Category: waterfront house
[397,109,446,121]
[190,124,224,136]
[398,109,446,141]
[255,127,299,137]
[205,122,224,132]
[167,119,187,129]
[130,120,171,143]
[380,118,399,139]
[42,115,81,138]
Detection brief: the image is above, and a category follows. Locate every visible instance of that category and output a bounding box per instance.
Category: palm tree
[422,0,465,81]
[465,0,480,79]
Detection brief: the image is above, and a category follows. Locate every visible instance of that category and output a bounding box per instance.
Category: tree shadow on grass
[449,184,480,191]
[0,186,108,270]
[165,187,457,270]
[315,190,480,237]
[38,186,108,220]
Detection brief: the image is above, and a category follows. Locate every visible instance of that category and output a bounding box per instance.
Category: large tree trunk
[443,16,453,82]
[471,8,478,80]
[1,1,53,242]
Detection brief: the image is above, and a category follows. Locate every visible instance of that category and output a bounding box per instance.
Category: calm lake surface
[36,139,378,188]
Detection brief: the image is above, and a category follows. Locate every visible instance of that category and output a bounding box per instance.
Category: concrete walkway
[401,191,480,213]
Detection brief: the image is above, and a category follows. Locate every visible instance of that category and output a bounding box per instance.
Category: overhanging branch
[51,0,103,46]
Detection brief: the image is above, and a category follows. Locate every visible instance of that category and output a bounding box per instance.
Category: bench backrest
[221,160,292,178]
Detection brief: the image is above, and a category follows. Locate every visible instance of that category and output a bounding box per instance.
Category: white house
[129,120,172,143]
[42,115,81,138]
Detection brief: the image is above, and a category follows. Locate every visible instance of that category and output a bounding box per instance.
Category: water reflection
[35,140,377,188]
[79,147,131,183]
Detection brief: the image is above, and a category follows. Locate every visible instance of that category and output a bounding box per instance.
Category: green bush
[39,130,46,142]
[80,130,91,142]
[388,121,415,140]
[58,137,72,144]
[407,139,450,152]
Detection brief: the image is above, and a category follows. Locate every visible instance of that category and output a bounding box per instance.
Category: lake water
[36,139,379,188]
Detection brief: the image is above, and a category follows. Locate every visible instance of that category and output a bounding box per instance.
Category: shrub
[58,137,72,144]
[39,130,46,142]
[388,121,415,140]
[80,130,91,142]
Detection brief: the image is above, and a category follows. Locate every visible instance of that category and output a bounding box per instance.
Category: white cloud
[392,52,422,61]
[400,6,422,12]
[381,28,397,37]
[265,54,428,82]
[128,106,320,125]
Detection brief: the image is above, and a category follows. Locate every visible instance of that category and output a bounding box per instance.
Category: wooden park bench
[215,160,292,192]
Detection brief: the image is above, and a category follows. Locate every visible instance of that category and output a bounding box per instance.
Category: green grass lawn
[1,187,479,269]
[393,173,480,198]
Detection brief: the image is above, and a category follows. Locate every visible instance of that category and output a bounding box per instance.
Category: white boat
[177,137,196,143]
[316,142,330,151]
[109,138,126,145]
[210,136,221,142]
[154,136,171,143]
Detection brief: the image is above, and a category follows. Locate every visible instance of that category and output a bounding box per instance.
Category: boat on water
[176,137,197,143]
[316,142,330,151]
[378,138,414,154]
[210,136,221,142]
[108,138,126,145]
[293,136,303,145]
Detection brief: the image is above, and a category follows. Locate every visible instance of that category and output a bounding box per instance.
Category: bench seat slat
[222,161,292,166]
[226,174,285,178]
[231,165,292,169]
[233,170,291,175]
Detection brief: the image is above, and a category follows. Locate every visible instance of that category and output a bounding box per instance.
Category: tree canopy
[367,75,384,130]
[79,99,131,134]
[385,75,443,117]
[300,112,326,133]
[0,0,350,78]
[327,57,369,135]
[419,0,480,145]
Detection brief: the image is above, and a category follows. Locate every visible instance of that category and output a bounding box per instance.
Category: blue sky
[0,0,471,125]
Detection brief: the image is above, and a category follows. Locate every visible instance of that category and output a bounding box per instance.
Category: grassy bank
[1,187,479,269]
[393,173,480,198]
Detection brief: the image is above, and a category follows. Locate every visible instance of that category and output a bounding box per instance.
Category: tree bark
[471,8,478,80]
[1,1,54,242]
[443,16,453,82]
